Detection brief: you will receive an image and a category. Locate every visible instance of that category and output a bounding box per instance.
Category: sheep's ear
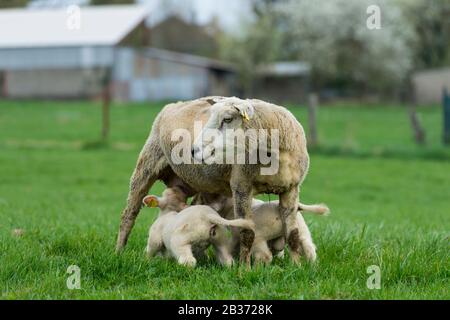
[143,195,159,208]
[206,98,218,105]
[235,101,254,121]
[206,97,224,105]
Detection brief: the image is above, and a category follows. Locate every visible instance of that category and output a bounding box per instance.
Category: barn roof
[0,5,149,49]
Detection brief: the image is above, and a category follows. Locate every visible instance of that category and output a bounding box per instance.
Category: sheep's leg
[231,182,254,267]
[229,227,241,258]
[116,138,166,252]
[279,186,301,264]
[296,213,317,262]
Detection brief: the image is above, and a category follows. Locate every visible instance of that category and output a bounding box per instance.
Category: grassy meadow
[0,100,448,299]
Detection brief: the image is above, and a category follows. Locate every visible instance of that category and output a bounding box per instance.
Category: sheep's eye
[223,117,233,124]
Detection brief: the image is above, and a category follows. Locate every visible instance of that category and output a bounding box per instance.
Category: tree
[277,0,415,93]
[0,0,28,8]
[219,6,283,96]
[400,0,450,69]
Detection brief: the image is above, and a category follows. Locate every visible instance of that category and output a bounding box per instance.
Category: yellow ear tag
[242,111,250,122]
[143,196,159,208]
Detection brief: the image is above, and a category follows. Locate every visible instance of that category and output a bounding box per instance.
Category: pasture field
[0,100,448,299]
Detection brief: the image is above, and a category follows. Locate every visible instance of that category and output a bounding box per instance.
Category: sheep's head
[191,97,254,163]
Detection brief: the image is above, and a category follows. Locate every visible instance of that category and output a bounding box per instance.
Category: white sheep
[117,96,311,266]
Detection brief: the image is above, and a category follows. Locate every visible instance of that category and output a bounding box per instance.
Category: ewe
[117,96,310,266]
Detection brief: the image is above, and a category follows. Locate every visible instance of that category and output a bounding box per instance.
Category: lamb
[249,199,329,264]
[143,187,254,267]
[192,193,329,264]
[117,96,310,266]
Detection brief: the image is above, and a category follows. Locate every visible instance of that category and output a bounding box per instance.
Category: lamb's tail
[208,215,255,230]
[298,202,330,216]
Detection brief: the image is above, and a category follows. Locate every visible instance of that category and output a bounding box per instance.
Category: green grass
[0,100,448,299]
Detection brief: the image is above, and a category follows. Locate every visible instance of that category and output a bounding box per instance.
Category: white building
[0,5,236,101]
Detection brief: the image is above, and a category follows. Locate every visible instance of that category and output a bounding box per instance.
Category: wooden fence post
[409,102,426,145]
[101,68,112,142]
[408,80,426,145]
[308,93,318,147]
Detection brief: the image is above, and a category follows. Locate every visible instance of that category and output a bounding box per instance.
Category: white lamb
[249,199,329,264]
[192,193,329,264]
[143,187,254,267]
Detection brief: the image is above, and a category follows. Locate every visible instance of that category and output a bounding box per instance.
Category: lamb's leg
[145,227,164,258]
[171,243,197,267]
[146,240,163,258]
[268,237,285,258]
[253,240,273,265]
[231,182,254,267]
[279,186,302,264]
[116,138,166,252]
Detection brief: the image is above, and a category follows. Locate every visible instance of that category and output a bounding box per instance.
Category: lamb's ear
[179,202,189,210]
[209,224,217,237]
[143,195,160,208]
[235,101,254,121]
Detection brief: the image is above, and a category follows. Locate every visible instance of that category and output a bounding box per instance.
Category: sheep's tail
[298,202,330,216]
[208,215,255,230]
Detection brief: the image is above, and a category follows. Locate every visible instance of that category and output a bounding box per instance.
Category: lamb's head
[143,187,188,214]
[191,97,254,163]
